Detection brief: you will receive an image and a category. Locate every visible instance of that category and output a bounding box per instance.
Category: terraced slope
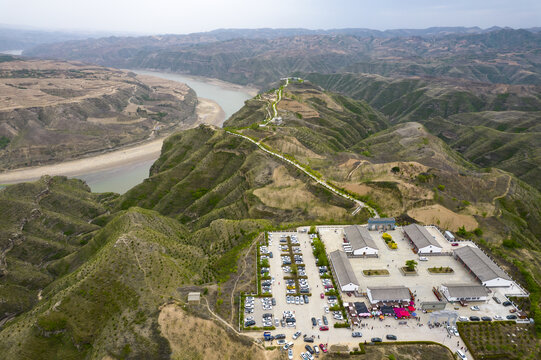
[0,59,197,169]
[301,73,541,191]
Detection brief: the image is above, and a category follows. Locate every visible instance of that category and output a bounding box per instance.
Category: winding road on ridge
[226,78,379,218]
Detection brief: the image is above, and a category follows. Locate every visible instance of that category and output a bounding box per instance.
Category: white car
[292,331,301,340]
[419,257,428,261]
[494,315,503,320]
[458,316,469,322]
[288,349,293,360]
[470,306,480,311]
[324,306,329,313]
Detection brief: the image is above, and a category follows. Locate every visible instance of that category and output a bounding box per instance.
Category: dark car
[304,336,314,343]
[371,337,382,343]
[311,317,317,326]
[271,298,276,306]
[244,320,256,327]
[305,345,314,354]
[322,316,328,325]
[469,316,481,321]
[274,334,286,340]
[304,295,309,304]
[492,296,501,304]
[386,334,397,340]
[506,315,517,320]
[482,316,492,322]
[352,332,362,338]
[269,252,273,258]
[503,301,512,306]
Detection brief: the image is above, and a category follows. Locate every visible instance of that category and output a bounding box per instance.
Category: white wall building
[344,225,378,256]
[329,250,359,292]
[403,224,443,254]
[440,284,489,302]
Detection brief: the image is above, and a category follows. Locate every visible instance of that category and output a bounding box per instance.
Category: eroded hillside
[0,59,197,169]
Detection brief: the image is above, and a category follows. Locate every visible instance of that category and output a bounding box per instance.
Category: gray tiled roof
[454,245,511,282]
[442,284,488,298]
[329,250,359,287]
[344,225,378,251]
[403,224,441,249]
[368,286,410,301]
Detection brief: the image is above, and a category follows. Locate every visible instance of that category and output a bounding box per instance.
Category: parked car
[319,326,329,331]
[322,316,328,325]
[506,315,517,320]
[456,349,467,360]
[352,332,362,337]
[288,348,293,360]
[320,293,324,299]
[503,301,512,306]
[458,316,469,322]
[494,315,503,320]
[305,345,315,354]
[419,257,428,261]
[470,305,480,311]
[371,337,382,343]
[311,317,317,326]
[244,320,256,327]
[386,334,397,340]
[293,331,302,340]
[319,343,327,353]
[492,296,501,304]
[451,243,459,246]
[482,316,493,322]
[469,316,480,321]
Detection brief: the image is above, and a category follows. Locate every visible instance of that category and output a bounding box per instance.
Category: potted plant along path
[401,260,418,276]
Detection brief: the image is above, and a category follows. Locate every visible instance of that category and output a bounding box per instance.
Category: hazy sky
[1,0,540,34]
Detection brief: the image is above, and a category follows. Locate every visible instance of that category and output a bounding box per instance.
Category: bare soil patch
[158,304,266,360]
[408,204,478,231]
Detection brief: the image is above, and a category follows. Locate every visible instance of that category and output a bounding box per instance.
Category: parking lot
[318,225,527,321]
[243,227,528,359]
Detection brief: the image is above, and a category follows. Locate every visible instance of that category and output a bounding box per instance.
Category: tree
[391,166,400,174]
[309,225,317,234]
[405,260,417,271]
[382,233,392,241]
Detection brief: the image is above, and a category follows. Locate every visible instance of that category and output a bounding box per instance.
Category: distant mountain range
[24,28,541,87]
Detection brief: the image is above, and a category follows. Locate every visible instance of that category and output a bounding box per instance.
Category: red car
[320,293,324,299]
[319,344,328,353]
[451,243,459,246]
[319,326,329,331]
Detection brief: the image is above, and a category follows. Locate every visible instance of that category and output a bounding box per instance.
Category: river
[0,71,255,194]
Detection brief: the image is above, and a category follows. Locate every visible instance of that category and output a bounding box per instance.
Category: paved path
[228,77,378,217]
[227,130,378,217]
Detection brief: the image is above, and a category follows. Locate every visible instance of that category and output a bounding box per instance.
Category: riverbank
[0,96,224,185]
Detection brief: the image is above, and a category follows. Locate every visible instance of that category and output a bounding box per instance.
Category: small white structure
[329,250,359,292]
[444,231,455,242]
[454,246,513,287]
[403,224,443,254]
[366,286,411,304]
[188,292,201,304]
[440,284,489,302]
[344,225,378,256]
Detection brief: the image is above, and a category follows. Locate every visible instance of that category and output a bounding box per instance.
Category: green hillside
[0,176,114,318]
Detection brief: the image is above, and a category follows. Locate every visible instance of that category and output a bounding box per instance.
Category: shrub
[382,233,392,241]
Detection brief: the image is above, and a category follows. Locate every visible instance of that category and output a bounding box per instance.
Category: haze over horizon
[1,0,540,35]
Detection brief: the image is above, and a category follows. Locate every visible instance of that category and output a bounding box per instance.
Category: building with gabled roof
[440,284,489,302]
[344,225,378,256]
[453,245,512,287]
[329,250,359,292]
[366,286,411,304]
[403,224,442,254]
